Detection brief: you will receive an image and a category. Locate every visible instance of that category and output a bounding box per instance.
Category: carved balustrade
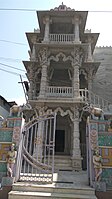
[45,86,110,110]
[46,86,73,97]
[49,34,75,43]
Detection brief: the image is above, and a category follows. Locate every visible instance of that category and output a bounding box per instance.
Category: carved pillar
[88,77,93,91]
[38,48,48,98]
[31,44,36,60]
[72,48,81,98]
[71,105,82,170]
[28,67,34,100]
[73,17,81,43]
[73,64,80,98]
[39,64,48,98]
[87,38,93,62]
[33,107,45,161]
[43,16,50,42]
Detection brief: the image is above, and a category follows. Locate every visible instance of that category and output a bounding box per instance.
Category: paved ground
[53,170,89,188]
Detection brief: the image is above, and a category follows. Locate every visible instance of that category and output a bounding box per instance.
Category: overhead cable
[0,56,22,63]
[0,68,26,78]
[0,8,112,12]
[0,62,26,72]
[0,39,27,46]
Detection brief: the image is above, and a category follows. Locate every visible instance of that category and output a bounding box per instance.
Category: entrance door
[55,130,65,153]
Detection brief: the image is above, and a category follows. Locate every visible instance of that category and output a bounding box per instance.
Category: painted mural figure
[7,143,17,177]
[93,148,102,182]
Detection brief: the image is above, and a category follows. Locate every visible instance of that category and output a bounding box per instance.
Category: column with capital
[73,17,81,43]
[31,44,36,61]
[33,107,45,161]
[43,16,50,43]
[72,48,80,98]
[71,106,82,170]
[28,67,34,100]
[88,76,93,91]
[72,63,80,98]
[39,64,48,98]
[87,38,93,62]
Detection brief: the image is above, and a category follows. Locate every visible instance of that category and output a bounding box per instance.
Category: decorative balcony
[46,86,73,97]
[46,86,110,110]
[49,34,75,43]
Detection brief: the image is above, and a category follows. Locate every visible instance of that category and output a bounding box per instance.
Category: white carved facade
[23,3,110,170]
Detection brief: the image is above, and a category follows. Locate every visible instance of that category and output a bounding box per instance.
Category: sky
[0,0,112,105]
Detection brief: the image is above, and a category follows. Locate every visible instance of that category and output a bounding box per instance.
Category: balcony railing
[49,34,75,43]
[46,86,110,110]
[80,89,110,110]
[46,86,73,97]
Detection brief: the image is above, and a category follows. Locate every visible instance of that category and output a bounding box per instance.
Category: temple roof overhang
[82,62,101,77]
[23,60,39,70]
[82,33,100,53]
[37,10,88,36]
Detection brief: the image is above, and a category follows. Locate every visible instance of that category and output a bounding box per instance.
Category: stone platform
[8,170,97,199]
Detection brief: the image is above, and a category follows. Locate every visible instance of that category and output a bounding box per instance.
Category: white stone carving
[54,107,73,121]
[48,52,73,64]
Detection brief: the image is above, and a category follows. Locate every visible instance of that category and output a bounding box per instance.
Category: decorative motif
[35,106,48,117]
[54,107,73,121]
[1,119,7,128]
[71,47,83,66]
[51,2,74,11]
[74,138,79,148]
[0,143,11,161]
[0,131,13,142]
[38,48,48,65]
[0,162,7,172]
[48,52,73,64]
[90,129,98,150]
[98,135,112,146]
[12,126,21,143]
[10,105,22,117]
[101,168,112,187]
[99,147,112,167]
[93,148,102,182]
[34,136,42,145]
[6,143,17,177]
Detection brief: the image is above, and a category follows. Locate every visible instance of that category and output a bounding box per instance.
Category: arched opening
[79,73,88,89]
[55,114,72,155]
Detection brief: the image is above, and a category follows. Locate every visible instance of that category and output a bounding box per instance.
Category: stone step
[12,183,95,195]
[54,156,72,170]
[8,171,97,199]
[8,190,97,199]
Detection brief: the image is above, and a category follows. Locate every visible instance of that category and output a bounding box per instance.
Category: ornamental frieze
[38,48,49,65]
[48,52,73,64]
[71,47,84,66]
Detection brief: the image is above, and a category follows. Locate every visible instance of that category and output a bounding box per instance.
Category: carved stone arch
[79,69,87,80]
[54,107,73,121]
[48,52,73,63]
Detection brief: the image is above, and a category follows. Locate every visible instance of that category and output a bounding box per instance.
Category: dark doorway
[55,130,65,153]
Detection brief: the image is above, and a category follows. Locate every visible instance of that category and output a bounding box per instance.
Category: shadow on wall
[0,186,12,199]
[96,191,112,199]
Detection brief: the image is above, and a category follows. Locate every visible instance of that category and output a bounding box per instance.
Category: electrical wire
[0,8,36,11]
[0,68,26,78]
[0,8,112,12]
[0,62,26,72]
[0,57,22,63]
[0,39,27,46]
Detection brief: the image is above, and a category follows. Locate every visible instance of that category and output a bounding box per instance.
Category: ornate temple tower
[23,3,100,170]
